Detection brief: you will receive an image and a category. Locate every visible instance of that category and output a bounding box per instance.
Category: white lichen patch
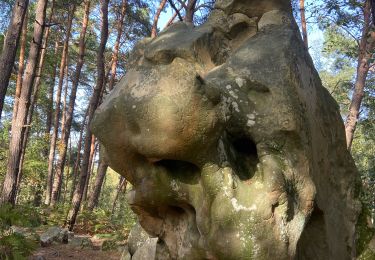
[226,85,232,90]
[253,181,264,189]
[247,119,256,127]
[229,90,239,99]
[231,198,257,212]
[171,180,180,192]
[235,77,245,88]
[247,114,255,120]
[232,102,240,112]
[132,105,137,109]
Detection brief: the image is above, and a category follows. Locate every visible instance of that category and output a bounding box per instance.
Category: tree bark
[70,108,88,201]
[151,0,167,38]
[45,41,59,136]
[62,138,72,204]
[0,0,48,206]
[82,136,97,203]
[17,1,56,194]
[0,0,29,120]
[68,0,109,231]
[50,0,90,206]
[111,176,126,215]
[299,0,308,48]
[45,4,75,205]
[108,0,127,91]
[345,0,373,150]
[185,0,198,23]
[12,9,28,124]
[87,154,108,211]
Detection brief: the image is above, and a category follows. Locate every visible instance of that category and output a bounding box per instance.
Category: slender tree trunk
[87,153,108,211]
[12,9,28,124]
[45,41,59,138]
[61,62,69,135]
[82,136,96,203]
[0,0,29,120]
[68,0,109,231]
[108,0,127,91]
[299,0,308,48]
[45,5,75,205]
[11,12,28,199]
[185,0,198,23]
[16,1,55,194]
[151,0,167,38]
[70,110,87,201]
[345,0,373,150]
[85,2,128,209]
[50,0,90,206]
[62,138,72,204]
[168,0,183,21]
[87,162,108,211]
[0,0,48,206]
[111,176,126,215]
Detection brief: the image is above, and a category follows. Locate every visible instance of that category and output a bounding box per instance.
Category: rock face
[91,0,373,259]
[127,222,150,255]
[40,226,68,247]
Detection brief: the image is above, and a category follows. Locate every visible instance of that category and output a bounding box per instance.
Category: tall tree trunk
[87,147,108,211]
[61,62,69,135]
[185,0,197,23]
[50,0,90,206]
[62,138,72,204]
[0,0,29,120]
[45,41,59,139]
[151,0,167,38]
[85,1,128,209]
[68,0,109,231]
[111,176,126,215]
[299,0,308,48]
[12,9,28,124]
[70,113,86,201]
[11,11,28,199]
[83,138,97,203]
[0,0,48,206]
[108,0,127,91]
[345,0,373,150]
[45,5,75,205]
[17,1,55,196]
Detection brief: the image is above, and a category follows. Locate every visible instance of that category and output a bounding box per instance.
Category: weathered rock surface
[91,0,374,259]
[120,245,132,260]
[69,236,94,249]
[132,238,158,260]
[127,222,150,255]
[40,226,68,247]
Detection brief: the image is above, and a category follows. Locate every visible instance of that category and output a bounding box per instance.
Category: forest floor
[28,234,122,260]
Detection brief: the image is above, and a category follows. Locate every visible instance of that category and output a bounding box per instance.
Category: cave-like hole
[230,136,259,180]
[154,160,200,184]
[295,207,328,259]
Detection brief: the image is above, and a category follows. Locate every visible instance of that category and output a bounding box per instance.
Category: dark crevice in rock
[229,135,259,180]
[296,206,329,259]
[154,159,201,185]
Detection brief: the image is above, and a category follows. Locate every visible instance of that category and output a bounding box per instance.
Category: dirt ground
[28,235,122,260]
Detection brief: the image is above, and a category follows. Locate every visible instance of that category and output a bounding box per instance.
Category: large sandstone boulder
[40,226,68,247]
[91,0,374,259]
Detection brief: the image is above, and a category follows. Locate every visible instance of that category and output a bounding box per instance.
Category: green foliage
[0,233,36,260]
[74,208,134,241]
[323,27,358,59]
[356,206,375,256]
[0,204,40,260]
[0,204,42,228]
